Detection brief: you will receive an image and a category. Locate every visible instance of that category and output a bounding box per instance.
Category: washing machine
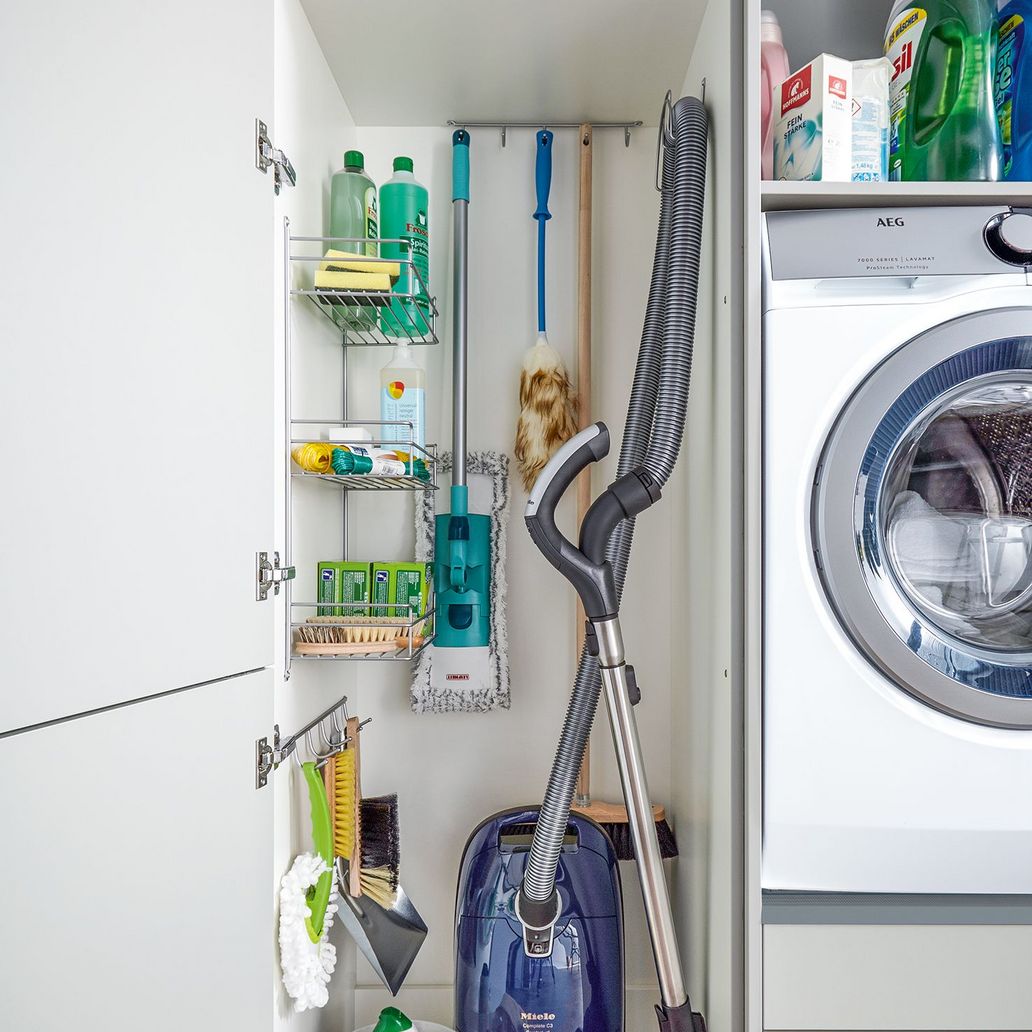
[763,205,1032,894]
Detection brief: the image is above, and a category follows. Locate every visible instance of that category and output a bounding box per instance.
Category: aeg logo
[877,217,906,227]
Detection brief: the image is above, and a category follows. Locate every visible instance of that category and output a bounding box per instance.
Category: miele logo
[521,1014,556,1022]
[877,217,906,227]
[780,66,812,116]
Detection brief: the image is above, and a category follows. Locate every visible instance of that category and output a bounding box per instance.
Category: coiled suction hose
[522,95,708,905]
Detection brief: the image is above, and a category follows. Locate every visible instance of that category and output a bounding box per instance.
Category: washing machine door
[814,308,1032,727]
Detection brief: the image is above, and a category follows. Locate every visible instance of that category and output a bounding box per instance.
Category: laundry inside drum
[881,380,1032,651]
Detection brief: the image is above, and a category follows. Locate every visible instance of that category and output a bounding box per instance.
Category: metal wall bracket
[256,550,296,601]
[255,725,280,789]
[255,119,296,194]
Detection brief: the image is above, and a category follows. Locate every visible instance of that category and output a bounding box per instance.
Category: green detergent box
[317,561,372,617]
[371,561,432,633]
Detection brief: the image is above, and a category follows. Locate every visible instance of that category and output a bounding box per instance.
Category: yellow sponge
[320,249,401,279]
[314,269,392,293]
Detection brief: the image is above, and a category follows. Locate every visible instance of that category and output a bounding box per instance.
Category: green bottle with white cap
[380,156,430,338]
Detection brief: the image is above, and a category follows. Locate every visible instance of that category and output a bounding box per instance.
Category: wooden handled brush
[324,716,401,907]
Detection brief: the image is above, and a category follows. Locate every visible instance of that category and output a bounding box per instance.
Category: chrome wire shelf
[290,233,438,347]
[291,601,434,662]
[292,470,434,491]
[290,420,438,492]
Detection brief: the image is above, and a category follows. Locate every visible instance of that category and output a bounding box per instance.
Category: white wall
[671,3,745,1032]
[338,125,671,1028]
[273,1,360,1029]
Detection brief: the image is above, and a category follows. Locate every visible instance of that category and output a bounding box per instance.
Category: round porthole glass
[880,378,1032,654]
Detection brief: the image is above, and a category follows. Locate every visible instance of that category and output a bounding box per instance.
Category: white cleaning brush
[515,129,577,491]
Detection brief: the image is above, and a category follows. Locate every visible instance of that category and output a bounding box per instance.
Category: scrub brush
[515,129,576,491]
[325,719,402,908]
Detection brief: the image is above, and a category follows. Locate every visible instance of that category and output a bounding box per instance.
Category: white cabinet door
[0,669,273,1030]
[0,0,275,733]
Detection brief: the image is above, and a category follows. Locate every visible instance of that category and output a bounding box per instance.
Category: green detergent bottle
[380,157,430,339]
[329,150,379,331]
[884,0,1002,180]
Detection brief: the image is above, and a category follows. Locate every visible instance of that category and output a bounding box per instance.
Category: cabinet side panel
[0,0,275,732]
[0,669,273,1030]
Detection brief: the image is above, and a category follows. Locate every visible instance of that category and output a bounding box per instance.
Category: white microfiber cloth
[412,451,510,713]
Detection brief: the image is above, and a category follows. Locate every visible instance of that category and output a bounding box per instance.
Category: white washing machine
[763,205,1032,894]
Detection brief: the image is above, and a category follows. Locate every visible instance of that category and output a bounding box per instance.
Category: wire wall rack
[288,232,438,347]
[283,217,438,678]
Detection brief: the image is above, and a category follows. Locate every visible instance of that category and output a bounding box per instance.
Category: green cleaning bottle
[329,150,379,331]
[884,0,1002,180]
[380,157,430,339]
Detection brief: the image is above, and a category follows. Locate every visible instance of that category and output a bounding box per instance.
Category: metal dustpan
[335,859,428,996]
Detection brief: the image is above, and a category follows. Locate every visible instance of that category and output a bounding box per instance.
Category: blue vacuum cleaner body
[454,808,624,1032]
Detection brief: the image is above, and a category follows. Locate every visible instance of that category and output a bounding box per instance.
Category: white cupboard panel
[0,669,273,1030]
[0,0,275,732]
[764,924,1032,1030]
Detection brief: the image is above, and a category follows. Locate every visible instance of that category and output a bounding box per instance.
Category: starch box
[773,54,853,182]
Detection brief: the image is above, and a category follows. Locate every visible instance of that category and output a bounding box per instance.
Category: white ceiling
[300,0,706,126]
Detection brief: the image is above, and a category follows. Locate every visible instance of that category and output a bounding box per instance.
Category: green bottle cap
[393,156,414,173]
[372,1007,413,1032]
[344,149,365,169]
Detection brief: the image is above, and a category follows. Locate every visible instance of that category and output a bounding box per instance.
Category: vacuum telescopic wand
[523,94,710,1032]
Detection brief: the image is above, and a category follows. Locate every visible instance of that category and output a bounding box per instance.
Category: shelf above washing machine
[762,181,1032,212]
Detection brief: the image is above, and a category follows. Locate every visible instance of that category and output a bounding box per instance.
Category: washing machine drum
[814,310,1032,727]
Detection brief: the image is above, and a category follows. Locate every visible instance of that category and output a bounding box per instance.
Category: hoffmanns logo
[780,66,812,117]
[877,217,906,227]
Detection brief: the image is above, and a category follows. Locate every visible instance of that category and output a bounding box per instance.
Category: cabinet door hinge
[255,725,281,789]
[256,550,295,601]
[255,118,296,194]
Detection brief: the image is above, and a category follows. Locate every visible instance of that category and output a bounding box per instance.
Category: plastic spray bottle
[380,157,430,338]
[884,0,1002,181]
[329,150,378,330]
[760,11,792,180]
[995,0,1032,180]
[379,343,426,449]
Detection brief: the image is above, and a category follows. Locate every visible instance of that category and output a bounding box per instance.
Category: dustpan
[335,858,428,996]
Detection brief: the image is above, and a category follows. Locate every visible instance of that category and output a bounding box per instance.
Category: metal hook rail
[446,119,643,148]
[255,693,371,787]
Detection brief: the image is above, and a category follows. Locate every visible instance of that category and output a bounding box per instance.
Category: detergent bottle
[995,0,1032,180]
[884,0,1002,180]
[760,11,792,179]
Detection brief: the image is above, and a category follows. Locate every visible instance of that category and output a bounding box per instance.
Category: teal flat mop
[417,129,500,708]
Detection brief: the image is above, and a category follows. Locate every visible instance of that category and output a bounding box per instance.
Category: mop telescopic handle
[452,129,470,202]
[452,129,470,487]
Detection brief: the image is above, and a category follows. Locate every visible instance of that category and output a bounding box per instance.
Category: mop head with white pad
[413,450,510,713]
[278,853,339,1011]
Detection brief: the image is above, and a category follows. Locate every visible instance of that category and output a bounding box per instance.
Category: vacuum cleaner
[455,93,708,1032]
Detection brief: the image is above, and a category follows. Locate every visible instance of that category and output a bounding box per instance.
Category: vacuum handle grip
[452,129,470,202]
[525,423,617,620]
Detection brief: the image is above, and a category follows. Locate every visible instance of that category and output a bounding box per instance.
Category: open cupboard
[3,0,1032,1031]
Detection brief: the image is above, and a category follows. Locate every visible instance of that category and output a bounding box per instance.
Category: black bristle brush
[356,794,400,908]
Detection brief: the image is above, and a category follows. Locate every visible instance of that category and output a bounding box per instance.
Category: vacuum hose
[522,95,708,906]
